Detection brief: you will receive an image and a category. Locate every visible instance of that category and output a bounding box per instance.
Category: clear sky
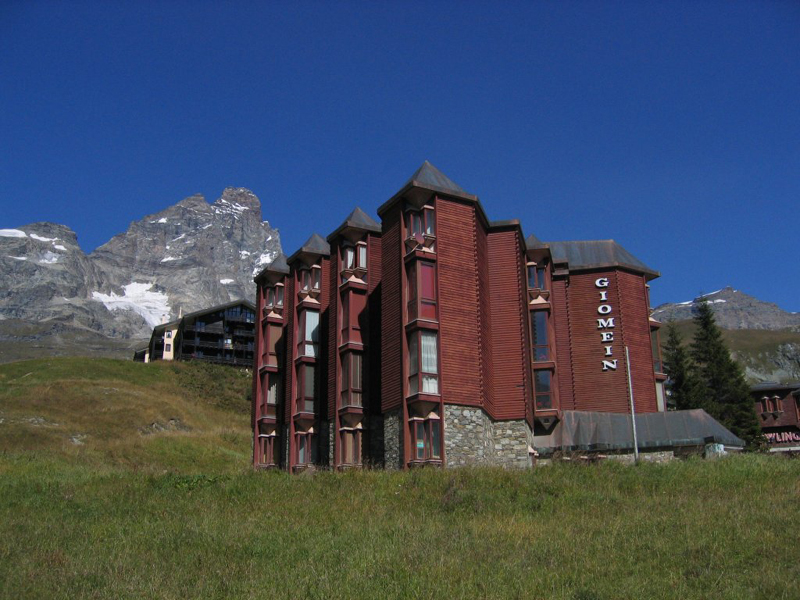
[2,1,798,311]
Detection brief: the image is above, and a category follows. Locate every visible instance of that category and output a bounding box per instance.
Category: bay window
[300,267,321,292]
[296,432,316,465]
[258,435,276,466]
[341,428,362,465]
[260,372,278,417]
[410,418,441,461]
[527,263,547,290]
[530,310,549,361]
[408,330,439,395]
[298,310,320,357]
[651,329,663,373]
[297,364,315,413]
[341,352,363,407]
[266,284,284,308]
[406,261,437,322]
[265,323,281,366]
[534,370,553,410]
[408,207,435,237]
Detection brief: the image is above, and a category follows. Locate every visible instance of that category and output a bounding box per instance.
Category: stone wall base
[444,405,532,468]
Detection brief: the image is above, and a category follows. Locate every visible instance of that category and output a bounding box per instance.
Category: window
[527,264,547,290]
[260,373,278,417]
[344,246,355,270]
[299,310,320,357]
[408,331,438,395]
[166,331,172,339]
[410,418,441,460]
[341,429,362,465]
[530,311,549,361]
[651,330,663,372]
[534,370,552,410]
[300,267,321,292]
[266,324,281,367]
[341,352,363,407]
[258,435,276,466]
[165,344,171,353]
[296,432,316,465]
[266,285,284,307]
[407,261,437,322]
[771,395,782,412]
[357,243,367,269]
[297,364,315,413]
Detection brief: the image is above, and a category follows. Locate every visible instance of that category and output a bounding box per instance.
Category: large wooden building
[751,382,800,453]
[137,300,256,367]
[252,162,741,471]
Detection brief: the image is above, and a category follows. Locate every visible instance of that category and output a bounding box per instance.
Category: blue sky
[1,1,798,311]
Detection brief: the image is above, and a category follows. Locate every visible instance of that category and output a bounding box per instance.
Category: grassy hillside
[0,357,253,473]
[1,358,799,599]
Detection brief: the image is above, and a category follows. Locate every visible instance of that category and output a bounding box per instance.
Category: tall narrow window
[357,243,367,269]
[406,262,417,321]
[341,352,363,407]
[420,263,436,320]
[297,364,315,413]
[411,418,441,460]
[267,324,281,366]
[651,330,662,372]
[301,310,320,357]
[527,264,547,290]
[344,246,355,269]
[341,429,362,465]
[297,433,316,465]
[534,370,552,410]
[409,331,438,395]
[531,311,549,361]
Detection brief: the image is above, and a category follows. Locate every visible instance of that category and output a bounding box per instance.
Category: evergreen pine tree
[690,298,762,446]
[662,323,703,410]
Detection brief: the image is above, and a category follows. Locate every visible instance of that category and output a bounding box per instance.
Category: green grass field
[1,358,798,599]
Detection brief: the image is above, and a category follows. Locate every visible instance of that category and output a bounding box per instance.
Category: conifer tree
[662,323,703,410]
[690,298,762,446]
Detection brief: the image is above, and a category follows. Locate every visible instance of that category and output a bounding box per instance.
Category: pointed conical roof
[404,161,469,196]
[327,207,381,241]
[299,233,330,255]
[525,233,547,249]
[378,160,478,216]
[253,252,290,282]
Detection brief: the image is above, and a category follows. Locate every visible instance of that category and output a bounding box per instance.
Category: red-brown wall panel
[487,230,527,420]
[616,271,658,413]
[551,277,575,410]
[437,198,482,407]
[381,210,403,412]
[476,221,493,415]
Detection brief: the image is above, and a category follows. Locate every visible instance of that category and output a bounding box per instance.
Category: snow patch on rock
[0,229,27,238]
[252,250,278,276]
[92,282,170,328]
[30,234,57,242]
[38,252,61,264]
[220,279,235,284]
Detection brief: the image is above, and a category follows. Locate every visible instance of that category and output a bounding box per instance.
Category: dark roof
[546,240,659,279]
[151,318,182,334]
[536,409,745,454]
[327,206,381,241]
[288,233,330,263]
[181,299,256,322]
[525,233,548,249]
[377,160,479,216]
[404,160,469,196]
[751,381,800,393]
[254,253,290,281]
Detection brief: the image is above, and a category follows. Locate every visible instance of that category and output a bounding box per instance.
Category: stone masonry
[444,405,532,468]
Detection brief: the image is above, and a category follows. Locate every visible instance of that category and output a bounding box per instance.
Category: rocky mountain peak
[652,287,800,331]
[1,188,282,340]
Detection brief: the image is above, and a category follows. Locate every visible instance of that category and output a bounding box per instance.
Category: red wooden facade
[252,162,666,470]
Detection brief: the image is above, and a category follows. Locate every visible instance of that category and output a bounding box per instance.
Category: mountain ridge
[0,188,281,341]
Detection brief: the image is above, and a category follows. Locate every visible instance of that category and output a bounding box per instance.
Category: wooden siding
[283,275,296,422]
[567,270,658,413]
[437,198,482,407]
[551,277,575,410]
[367,234,382,414]
[476,221,493,415]
[487,230,527,420]
[616,270,658,413]
[327,250,339,420]
[380,210,403,412]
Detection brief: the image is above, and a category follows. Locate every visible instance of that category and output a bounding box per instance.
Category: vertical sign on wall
[595,277,617,371]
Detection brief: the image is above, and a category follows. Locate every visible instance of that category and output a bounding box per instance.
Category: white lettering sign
[596,278,616,371]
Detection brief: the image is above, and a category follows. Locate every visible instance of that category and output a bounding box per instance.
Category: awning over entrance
[534,409,744,454]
